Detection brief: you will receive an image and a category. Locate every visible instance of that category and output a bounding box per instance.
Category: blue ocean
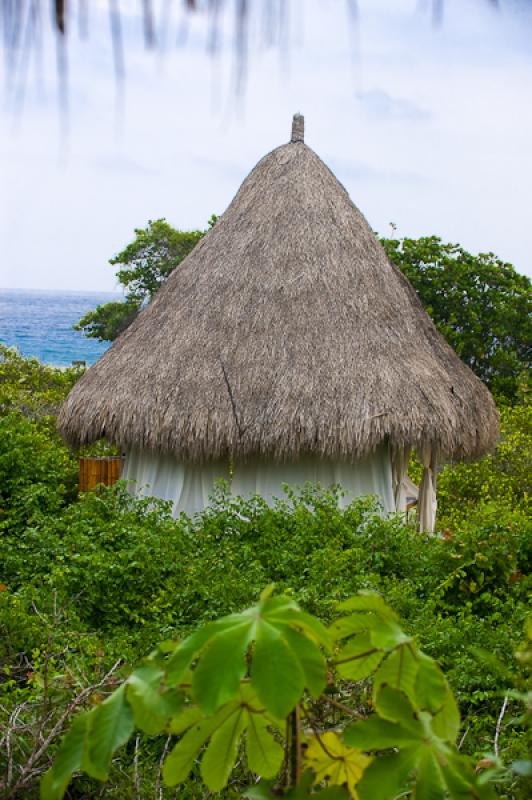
[0,289,122,367]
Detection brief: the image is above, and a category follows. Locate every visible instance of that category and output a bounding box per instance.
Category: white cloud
[0,0,531,292]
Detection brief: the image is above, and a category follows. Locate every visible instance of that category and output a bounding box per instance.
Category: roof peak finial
[291,113,304,143]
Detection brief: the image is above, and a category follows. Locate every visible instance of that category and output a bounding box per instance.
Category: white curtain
[418,445,438,533]
[122,443,395,518]
[121,448,230,517]
[231,444,395,513]
[391,446,412,513]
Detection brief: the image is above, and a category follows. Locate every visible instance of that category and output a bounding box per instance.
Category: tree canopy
[381,236,531,403]
[74,219,208,342]
[76,222,530,405]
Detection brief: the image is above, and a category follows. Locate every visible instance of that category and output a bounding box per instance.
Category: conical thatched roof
[59,115,499,463]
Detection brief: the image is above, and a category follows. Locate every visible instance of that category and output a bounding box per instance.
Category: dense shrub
[0,350,530,797]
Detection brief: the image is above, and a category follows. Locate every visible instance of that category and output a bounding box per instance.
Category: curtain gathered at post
[417,445,438,533]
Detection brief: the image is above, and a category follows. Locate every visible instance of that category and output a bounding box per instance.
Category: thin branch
[458,726,469,750]
[325,696,364,718]
[301,707,343,762]
[494,694,509,758]
[155,734,172,800]
[8,659,123,795]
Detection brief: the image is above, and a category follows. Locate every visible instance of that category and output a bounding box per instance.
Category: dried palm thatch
[59,115,499,463]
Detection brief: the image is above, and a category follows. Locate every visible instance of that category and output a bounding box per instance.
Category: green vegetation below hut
[0,344,530,798]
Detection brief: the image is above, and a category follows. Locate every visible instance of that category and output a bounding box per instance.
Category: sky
[0,0,531,292]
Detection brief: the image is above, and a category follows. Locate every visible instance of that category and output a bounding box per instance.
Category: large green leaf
[334,632,384,681]
[357,749,418,800]
[163,700,239,786]
[40,714,89,800]
[251,620,306,717]
[127,663,183,735]
[245,712,284,777]
[201,707,247,790]
[84,685,134,780]
[337,592,398,620]
[167,592,327,718]
[192,621,253,713]
[346,688,487,800]
[372,643,419,702]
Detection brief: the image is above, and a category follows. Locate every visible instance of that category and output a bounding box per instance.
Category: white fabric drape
[418,446,438,533]
[122,443,395,518]
[231,444,395,513]
[121,448,230,517]
[391,446,412,513]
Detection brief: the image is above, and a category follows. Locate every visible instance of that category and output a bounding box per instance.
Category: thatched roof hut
[59,114,498,529]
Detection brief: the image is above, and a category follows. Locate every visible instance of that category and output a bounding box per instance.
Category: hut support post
[391,446,412,513]
[418,447,437,533]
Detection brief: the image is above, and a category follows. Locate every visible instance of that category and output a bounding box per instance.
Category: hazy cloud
[356,89,432,121]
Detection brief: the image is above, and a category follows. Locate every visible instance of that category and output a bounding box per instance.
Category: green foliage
[381,235,532,403]
[42,591,496,800]
[74,218,206,342]
[437,398,531,522]
[73,299,141,342]
[0,350,529,797]
[0,344,80,421]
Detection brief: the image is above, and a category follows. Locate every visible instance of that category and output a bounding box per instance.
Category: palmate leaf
[163,685,284,791]
[40,714,89,800]
[126,662,183,735]
[334,633,384,681]
[337,592,398,620]
[83,684,135,780]
[303,731,372,799]
[372,642,419,701]
[246,712,284,777]
[200,707,248,790]
[346,687,492,800]
[167,592,329,718]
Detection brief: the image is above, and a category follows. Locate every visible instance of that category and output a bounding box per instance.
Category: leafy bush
[437,399,531,523]
[42,589,526,800]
